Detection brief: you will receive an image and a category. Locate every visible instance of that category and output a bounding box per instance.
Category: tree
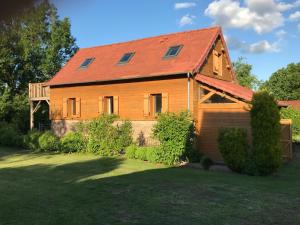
[0,0,78,95]
[0,1,78,132]
[261,63,300,100]
[250,91,282,175]
[233,57,261,90]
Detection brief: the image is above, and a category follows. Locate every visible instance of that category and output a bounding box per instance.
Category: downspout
[187,72,191,111]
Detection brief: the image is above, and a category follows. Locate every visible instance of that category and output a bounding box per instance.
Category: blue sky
[51,0,300,81]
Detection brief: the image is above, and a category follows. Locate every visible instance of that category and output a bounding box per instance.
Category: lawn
[0,146,299,225]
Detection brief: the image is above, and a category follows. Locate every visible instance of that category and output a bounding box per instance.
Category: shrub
[38,131,60,152]
[0,122,23,147]
[251,91,282,175]
[115,120,133,150]
[201,156,213,170]
[23,129,42,151]
[87,114,133,156]
[135,147,148,161]
[280,106,300,142]
[152,112,195,165]
[60,131,87,153]
[146,147,161,163]
[218,128,248,173]
[125,145,137,159]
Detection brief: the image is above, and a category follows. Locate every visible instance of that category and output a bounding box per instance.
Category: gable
[47,27,221,86]
[199,36,235,82]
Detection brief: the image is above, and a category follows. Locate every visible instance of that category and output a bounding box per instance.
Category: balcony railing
[29,83,50,100]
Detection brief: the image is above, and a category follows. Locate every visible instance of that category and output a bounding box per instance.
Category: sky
[51,0,300,81]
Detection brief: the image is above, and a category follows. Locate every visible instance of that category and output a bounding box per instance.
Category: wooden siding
[200,37,234,82]
[50,77,191,121]
[196,103,251,161]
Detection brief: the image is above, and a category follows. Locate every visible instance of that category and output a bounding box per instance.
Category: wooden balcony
[29,83,50,101]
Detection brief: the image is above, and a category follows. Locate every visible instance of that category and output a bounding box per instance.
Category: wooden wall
[196,103,251,161]
[50,76,191,121]
[200,37,234,82]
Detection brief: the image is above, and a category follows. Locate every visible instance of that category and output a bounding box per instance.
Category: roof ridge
[80,26,221,50]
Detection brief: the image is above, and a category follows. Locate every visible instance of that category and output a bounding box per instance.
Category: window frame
[151,94,162,115]
[163,45,183,59]
[79,57,95,69]
[104,96,114,114]
[117,52,135,65]
[67,98,76,117]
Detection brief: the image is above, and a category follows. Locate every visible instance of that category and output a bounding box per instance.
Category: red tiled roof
[278,100,300,110]
[195,74,254,102]
[47,27,222,86]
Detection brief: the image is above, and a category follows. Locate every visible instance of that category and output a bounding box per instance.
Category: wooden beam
[33,101,41,113]
[199,84,250,109]
[30,101,34,130]
[199,91,215,104]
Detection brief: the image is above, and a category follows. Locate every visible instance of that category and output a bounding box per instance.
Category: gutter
[187,72,191,111]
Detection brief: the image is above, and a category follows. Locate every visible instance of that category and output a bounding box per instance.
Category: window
[164,45,183,58]
[104,96,114,114]
[80,58,94,68]
[63,98,80,118]
[151,94,162,115]
[213,50,222,76]
[118,52,135,64]
[68,98,76,116]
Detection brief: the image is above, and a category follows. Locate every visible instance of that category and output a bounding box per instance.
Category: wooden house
[29,26,292,161]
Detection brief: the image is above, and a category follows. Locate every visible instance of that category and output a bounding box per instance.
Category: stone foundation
[51,120,158,145]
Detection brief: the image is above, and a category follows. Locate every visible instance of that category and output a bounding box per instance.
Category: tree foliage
[0,1,78,95]
[0,1,77,132]
[233,57,261,90]
[261,63,300,100]
[250,91,282,175]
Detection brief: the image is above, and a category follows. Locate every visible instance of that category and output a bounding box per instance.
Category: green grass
[0,145,300,225]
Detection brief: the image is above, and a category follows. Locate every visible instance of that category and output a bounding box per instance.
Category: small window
[151,94,162,115]
[104,96,114,114]
[118,52,135,64]
[164,45,183,58]
[80,58,94,68]
[68,98,76,116]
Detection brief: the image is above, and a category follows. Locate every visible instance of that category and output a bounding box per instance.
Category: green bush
[87,114,133,156]
[0,122,23,147]
[125,145,137,159]
[60,131,87,153]
[152,112,195,165]
[38,131,60,152]
[146,147,161,163]
[218,128,248,173]
[23,129,42,151]
[201,156,213,170]
[135,147,148,161]
[251,91,282,175]
[280,106,300,142]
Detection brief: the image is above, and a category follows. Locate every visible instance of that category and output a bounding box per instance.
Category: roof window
[118,52,135,64]
[164,45,183,58]
[80,58,94,68]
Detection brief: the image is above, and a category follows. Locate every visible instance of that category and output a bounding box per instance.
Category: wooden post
[30,101,34,130]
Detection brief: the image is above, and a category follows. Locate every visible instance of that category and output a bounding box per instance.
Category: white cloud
[275,29,286,39]
[289,11,300,20]
[174,2,196,10]
[226,36,280,53]
[204,0,298,34]
[179,14,196,26]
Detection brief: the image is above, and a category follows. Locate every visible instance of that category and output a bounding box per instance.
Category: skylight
[80,58,94,68]
[118,52,135,64]
[164,45,183,58]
